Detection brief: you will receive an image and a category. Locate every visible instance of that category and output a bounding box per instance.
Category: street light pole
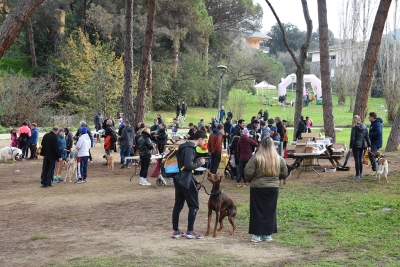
[217,65,227,122]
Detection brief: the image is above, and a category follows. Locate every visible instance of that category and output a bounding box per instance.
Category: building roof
[243,31,271,40]
[309,45,341,54]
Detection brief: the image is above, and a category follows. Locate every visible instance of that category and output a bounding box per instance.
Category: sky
[254,0,341,38]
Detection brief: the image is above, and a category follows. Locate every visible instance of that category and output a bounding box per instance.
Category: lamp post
[217,65,227,122]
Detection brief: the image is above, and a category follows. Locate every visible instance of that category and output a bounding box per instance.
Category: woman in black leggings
[349,115,371,179]
[137,127,155,186]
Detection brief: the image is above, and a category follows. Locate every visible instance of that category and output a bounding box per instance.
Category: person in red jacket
[208,124,224,174]
[236,128,259,187]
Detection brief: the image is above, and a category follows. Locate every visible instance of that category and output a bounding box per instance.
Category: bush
[0,74,59,127]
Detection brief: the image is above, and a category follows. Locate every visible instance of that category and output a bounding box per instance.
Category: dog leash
[200,184,223,196]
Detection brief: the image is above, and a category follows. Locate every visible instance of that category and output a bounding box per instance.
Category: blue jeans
[368,146,379,171]
[120,146,131,166]
[78,156,89,179]
[236,161,248,184]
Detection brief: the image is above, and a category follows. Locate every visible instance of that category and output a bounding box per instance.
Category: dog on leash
[106,155,114,171]
[205,172,237,237]
[64,150,78,183]
[0,147,23,162]
[374,152,389,184]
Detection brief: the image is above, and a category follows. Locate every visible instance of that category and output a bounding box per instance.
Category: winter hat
[270,126,277,132]
[267,118,275,125]
[241,129,249,135]
[81,127,88,134]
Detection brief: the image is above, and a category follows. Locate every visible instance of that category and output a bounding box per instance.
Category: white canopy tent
[254,80,276,96]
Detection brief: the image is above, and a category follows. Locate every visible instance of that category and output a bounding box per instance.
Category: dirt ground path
[2,138,395,266]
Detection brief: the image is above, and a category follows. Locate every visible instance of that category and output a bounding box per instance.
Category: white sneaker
[142,179,151,186]
[139,177,144,185]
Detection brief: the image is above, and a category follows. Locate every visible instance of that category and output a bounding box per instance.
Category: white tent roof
[254,80,276,89]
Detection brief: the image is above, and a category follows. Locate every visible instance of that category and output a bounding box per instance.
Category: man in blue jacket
[368,112,383,173]
[28,123,39,159]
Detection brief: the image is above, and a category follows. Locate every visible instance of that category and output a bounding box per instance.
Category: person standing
[223,118,231,150]
[368,112,383,174]
[197,119,204,129]
[102,114,114,129]
[75,127,91,184]
[176,101,181,119]
[282,120,288,149]
[40,127,62,188]
[171,130,207,239]
[10,128,18,147]
[54,129,67,183]
[155,123,168,154]
[349,115,371,180]
[181,101,187,118]
[219,106,226,123]
[236,129,259,187]
[208,124,223,174]
[157,113,164,125]
[263,108,269,122]
[172,118,180,136]
[305,116,313,133]
[18,121,31,160]
[119,120,134,169]
[227,109,233,120]
[275,116,285,142]
[137,128,155,186]
[65,127,73,159]
[245,137,288,243]
[295,116,307,140]
[260,121,270,139]
[186,123,195,140]
[94,109,103,132]
[28,123,39,159]
[231,119,245,140]
[210,117,218,130]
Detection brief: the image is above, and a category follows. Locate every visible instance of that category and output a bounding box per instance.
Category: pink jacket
[18,125,31,137]
[10,133,18,147]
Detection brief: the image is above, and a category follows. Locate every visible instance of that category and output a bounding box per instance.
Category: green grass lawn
[145,91,387,127]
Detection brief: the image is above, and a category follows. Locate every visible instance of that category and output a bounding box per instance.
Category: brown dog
[205,172,237,237]
[106,155,114,171]
[35,146,42,159]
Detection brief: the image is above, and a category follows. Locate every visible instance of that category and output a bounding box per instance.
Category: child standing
[54,129,67,182]
[10,128,18,147]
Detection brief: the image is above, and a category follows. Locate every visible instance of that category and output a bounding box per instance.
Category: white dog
[64,150,78,183]
[375,157,389,184]
[0,147,23,162]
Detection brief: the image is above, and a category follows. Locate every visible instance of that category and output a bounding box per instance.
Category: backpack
[18,133,29,142]
[161,148,183,178]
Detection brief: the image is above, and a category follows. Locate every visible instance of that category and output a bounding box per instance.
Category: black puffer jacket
[137,132,154,159]
[156,128,168,145]
[350,123,371,149]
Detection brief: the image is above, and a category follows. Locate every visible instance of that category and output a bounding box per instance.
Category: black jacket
[227,111,233,119]
[137,132,154,159]
[66,133,73,151]
[174,141,202,189]
[176,104,181,112]
[102,119,114,130]
[224,121,231,136]
[263,110,269,121]
[276,121,285,141]
[295,120,307,139]
[156,128,168,145]
[350,123,371,149]
[231,125,242,138]
[40,131,61,160]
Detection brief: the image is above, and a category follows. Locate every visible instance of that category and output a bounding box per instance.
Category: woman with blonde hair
[244,137,288,243]
[350,115,370,179]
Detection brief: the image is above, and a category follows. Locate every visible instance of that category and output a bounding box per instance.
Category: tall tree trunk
[146,52,153,109]
[82,0,87,32]
[265,0,312,140]
[318,0,336,142]
[27,17,37,67]
[353,0,392,121]
[123,0,134,124]
[135,0,156,125]
[385,106,400,151]
[172,27,180,78]
[0,0,44,59]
